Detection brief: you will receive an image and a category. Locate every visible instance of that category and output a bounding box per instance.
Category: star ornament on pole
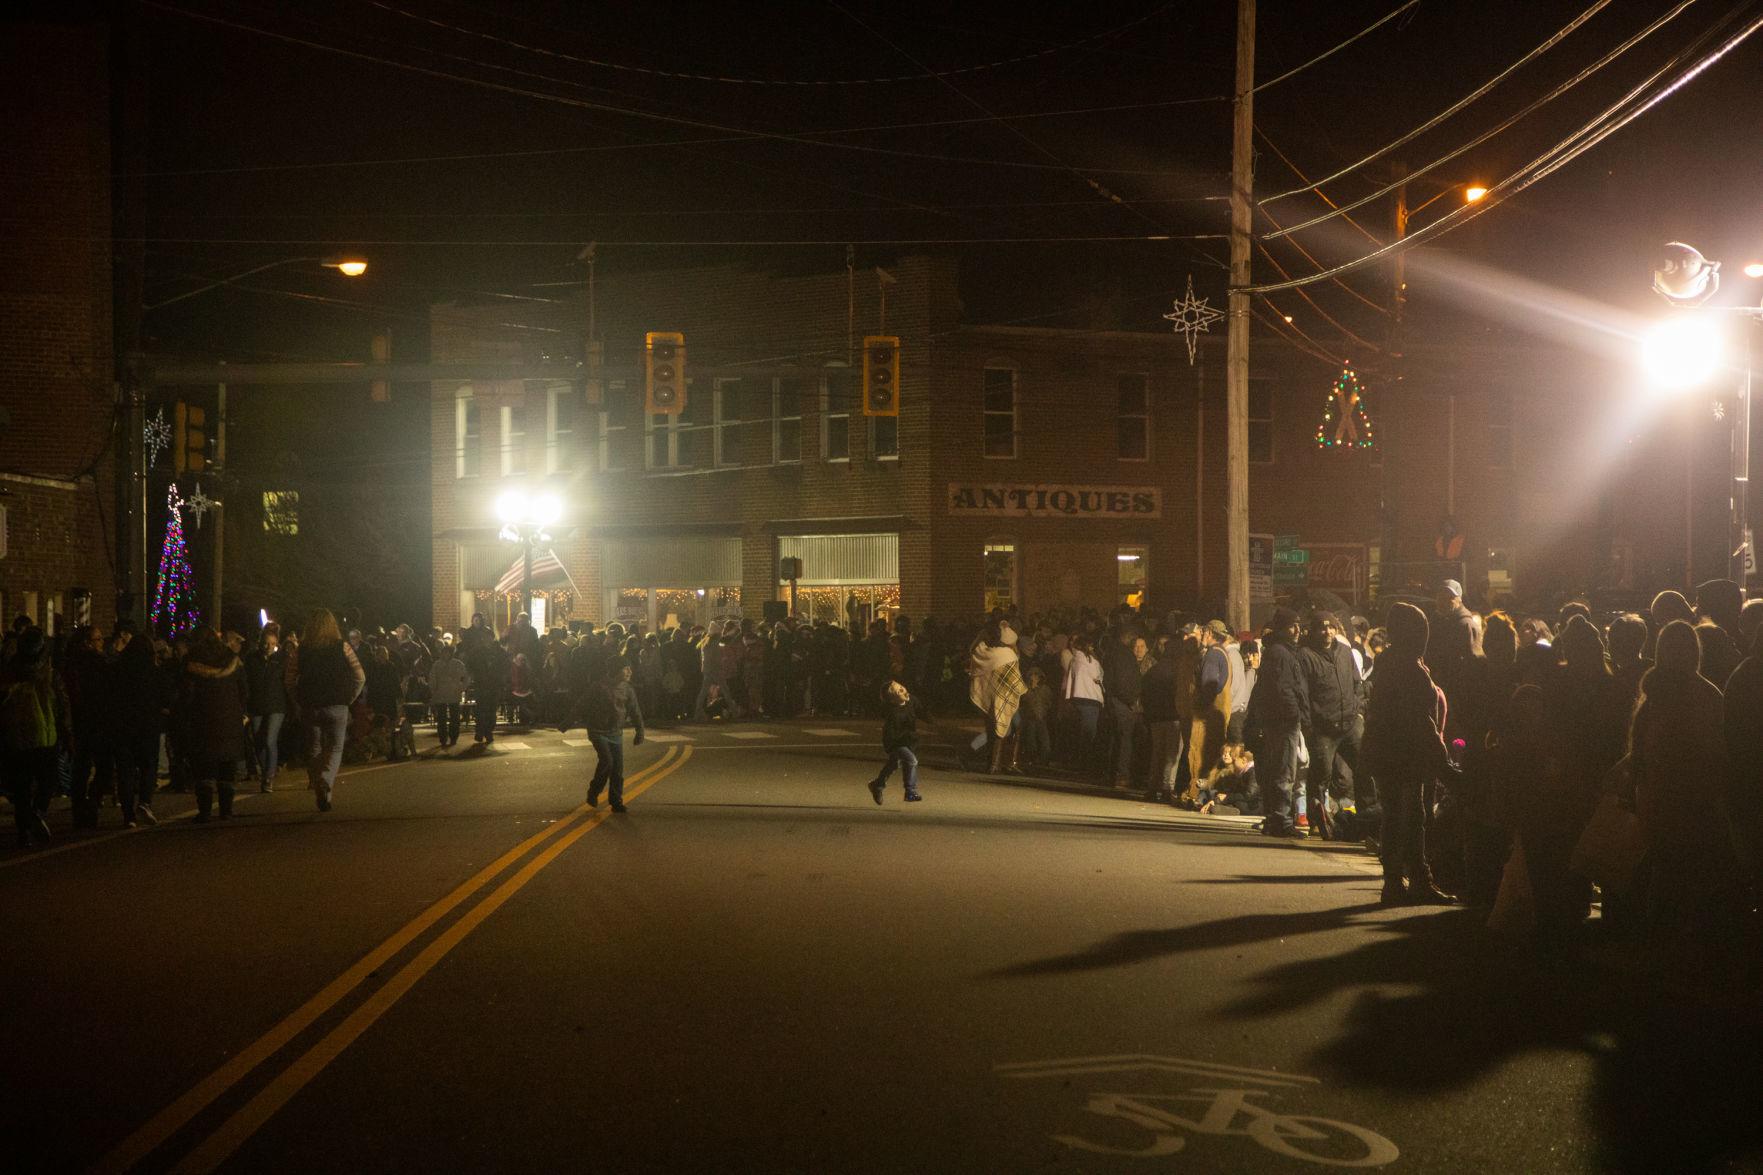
[144,409,172,469]
[183,483,216,529]
[1164,275,1225,365]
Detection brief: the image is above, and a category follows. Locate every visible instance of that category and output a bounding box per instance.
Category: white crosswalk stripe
[720,730,776,740]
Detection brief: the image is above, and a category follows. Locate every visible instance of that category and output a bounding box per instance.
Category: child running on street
[868,680,928,805]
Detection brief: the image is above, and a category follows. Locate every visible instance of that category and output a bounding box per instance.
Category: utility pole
[1383,162,1408,588]
[1225,0,1255,632]
[210,377,226,627]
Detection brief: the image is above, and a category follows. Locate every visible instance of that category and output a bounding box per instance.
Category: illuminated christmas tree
[150,484,202,634]
[1315,365,1376,451]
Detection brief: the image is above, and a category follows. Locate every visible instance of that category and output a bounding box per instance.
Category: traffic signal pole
[1225,0,1256,632]
[210,377,226,628]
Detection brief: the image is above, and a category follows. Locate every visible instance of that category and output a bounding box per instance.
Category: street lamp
[1642,315,1724,390]
[145,254,368,311]
[497,489,561,622]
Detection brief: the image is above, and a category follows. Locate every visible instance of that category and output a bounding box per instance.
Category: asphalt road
[4,719,1761,1174]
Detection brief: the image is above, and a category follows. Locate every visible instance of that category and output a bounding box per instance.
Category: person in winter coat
[567,661,645,812]
[243,625,287,792]
[1,628,64,847]
[1099,626,1143,788]
[868,679,929,804]
[285,609,366,812]
[109,625,169,827]
[1140,634,1182,802]
[1187,620,1233,805]
[1298,611,1363,839]
[180,628,249,822]
[64,623,114,828]
[463,634,509,744]
[1631,620,1738,944]
[1247,608,1310,837]
[1362,603,1456,905]
[427,637,470,748]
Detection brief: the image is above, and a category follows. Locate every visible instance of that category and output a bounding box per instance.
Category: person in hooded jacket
[427,636,470,748]
[1362,603,1456,905]
[1299,611,1363,840]
[1247,608,1310,837]
[180,628,249,822]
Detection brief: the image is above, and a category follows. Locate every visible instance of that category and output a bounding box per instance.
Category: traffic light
[862,335,899,417]
[174,401,208,475]
[645,331,685,415]
[370,329,391,402]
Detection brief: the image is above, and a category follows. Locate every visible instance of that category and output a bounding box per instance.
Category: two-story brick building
[428,254,1715,632]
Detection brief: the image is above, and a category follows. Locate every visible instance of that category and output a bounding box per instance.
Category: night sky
[128,0,1763,371]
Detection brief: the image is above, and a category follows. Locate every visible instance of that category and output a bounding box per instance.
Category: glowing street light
[1744,261,1763,280]
[1642,315,1724,390]
[497,488,561,620]
[1464,185,1489,203]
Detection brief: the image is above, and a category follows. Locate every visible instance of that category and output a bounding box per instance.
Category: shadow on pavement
[1195,873,1371,885]
[1218,907,1763,1174]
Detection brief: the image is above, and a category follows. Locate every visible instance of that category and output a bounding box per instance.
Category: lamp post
[496,489,562,623]
[145,254,367,311]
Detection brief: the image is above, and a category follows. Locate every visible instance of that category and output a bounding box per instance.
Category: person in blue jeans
[869,680,929,804]
[567,663,645,812]
[286,609,365,813]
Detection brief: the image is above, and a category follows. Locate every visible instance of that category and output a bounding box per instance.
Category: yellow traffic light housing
[645,331,686,415]
[174,401,208,474]
[862,335,899,417]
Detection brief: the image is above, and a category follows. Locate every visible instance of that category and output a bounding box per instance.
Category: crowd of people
[7,578,1763,965]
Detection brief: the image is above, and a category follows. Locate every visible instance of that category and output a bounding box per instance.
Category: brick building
[428,255,1695,632]
[0,22,118,635]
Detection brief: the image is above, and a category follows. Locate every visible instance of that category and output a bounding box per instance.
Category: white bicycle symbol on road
[997,1054,1399,1169]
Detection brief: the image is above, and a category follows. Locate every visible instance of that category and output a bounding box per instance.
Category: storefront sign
[1272,534,1308,587]
[1305,543,1369,601]
[947,484,1161,519]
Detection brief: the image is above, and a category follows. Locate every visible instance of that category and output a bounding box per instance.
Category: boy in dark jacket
[868,680,929,804]
[570,663,645,812]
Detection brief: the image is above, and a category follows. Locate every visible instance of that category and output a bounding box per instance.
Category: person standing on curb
[285,608,365,813]
[868,679,929,804]
[1,628,63,848]
[180,629,249,823]
[109,623,167,828]
[427,635,469,749]
[568,661,645,813]
[244,624,286,793]
[1247,608,1310,837]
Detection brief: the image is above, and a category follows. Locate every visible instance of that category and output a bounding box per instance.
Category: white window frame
[983,539,1018,612]
[868,413,899,462]
[455,388,480,479]
[821,366,852,463]
[597,379,632,472]
[1117,372,1150,462]
[982,364,1018,460]
[713,377,741,469]
[500,401,527,477]
[546,383,575,474]
[774,377,802,465]
[645,380,704,471]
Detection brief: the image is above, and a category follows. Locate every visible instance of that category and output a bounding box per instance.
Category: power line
[142,2,1221,179]
[1261,0,1702,241]
[1243,5,1763,294]
[103,233,1227,246]
[134,195,1228,220]
[1252,0,1421,93]
[363,0,1179,87]
[1260,0,1616,203]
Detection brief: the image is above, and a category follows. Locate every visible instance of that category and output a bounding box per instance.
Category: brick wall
[0,23,117,632]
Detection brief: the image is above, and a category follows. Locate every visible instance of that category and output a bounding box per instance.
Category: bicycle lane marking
[997,1053,1400,1168]
[0,759,414,873]
[171,745,695,1175]
[93,745,680,1175]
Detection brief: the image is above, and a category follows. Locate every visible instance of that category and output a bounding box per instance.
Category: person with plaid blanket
[967,621,1027,774]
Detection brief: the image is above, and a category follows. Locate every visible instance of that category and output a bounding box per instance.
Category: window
[1118,545,1148,608]
[1248,381,1274,464]
[775,377,804,464]
[822,367,853,462]
[983,542,1017,612]
[262,491,299,536]
[983,366,1017,458]
[455,390,480,478]
[501,402,526,477]
[1117,373,1149,460]
[546,384,576,474]
[598,380,635,472]
[647,379,705,471]
[1487,393,1513,469]
[870,415,899,461]
[714,378,741,468]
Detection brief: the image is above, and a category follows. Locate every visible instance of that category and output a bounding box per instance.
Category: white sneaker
[136,805,158,826]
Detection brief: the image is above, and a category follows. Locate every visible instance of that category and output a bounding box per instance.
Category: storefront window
[983,542,1017,613]
[780,583,898,627]
[1118,546,1148,608]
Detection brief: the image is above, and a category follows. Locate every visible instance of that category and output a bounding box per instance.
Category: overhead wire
[1251,0,1421,93]
[1261,0,1702,241]
[1254,131,1386,250]
[361,0,1179,87]
[1260,0,1617,203]
[1243,3,1763,294]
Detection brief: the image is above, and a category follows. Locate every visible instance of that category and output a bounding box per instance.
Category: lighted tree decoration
[150,483,202,634]
[1315,364,1376,451]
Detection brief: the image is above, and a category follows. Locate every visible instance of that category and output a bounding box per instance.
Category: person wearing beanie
[1363,602,1456,905]
[1246,607,1309,836]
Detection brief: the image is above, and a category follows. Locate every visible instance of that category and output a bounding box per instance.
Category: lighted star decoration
[1163,275,1225,365]
[144,409,172,468]
[183,483,215,529]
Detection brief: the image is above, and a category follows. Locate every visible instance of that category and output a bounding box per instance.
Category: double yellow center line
[96,744,692,1174]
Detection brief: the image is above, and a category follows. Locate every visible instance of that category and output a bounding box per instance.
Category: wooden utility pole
[1226,0,1256,631]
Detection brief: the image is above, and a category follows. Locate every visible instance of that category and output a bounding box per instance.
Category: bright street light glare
[1464,186,1489,203]
[336,260,367,277]
[534,492,563,527]
[1642,316,1723,390]
[496,489,531,524]
[1744,261,1763,279]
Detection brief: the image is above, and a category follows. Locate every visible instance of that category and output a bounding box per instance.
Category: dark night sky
[130,0,1763,368]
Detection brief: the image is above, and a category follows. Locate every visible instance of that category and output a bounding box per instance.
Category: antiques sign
[948,484,1161,519]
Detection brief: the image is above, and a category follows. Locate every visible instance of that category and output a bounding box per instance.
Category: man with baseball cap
[1246,607,1309,836]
